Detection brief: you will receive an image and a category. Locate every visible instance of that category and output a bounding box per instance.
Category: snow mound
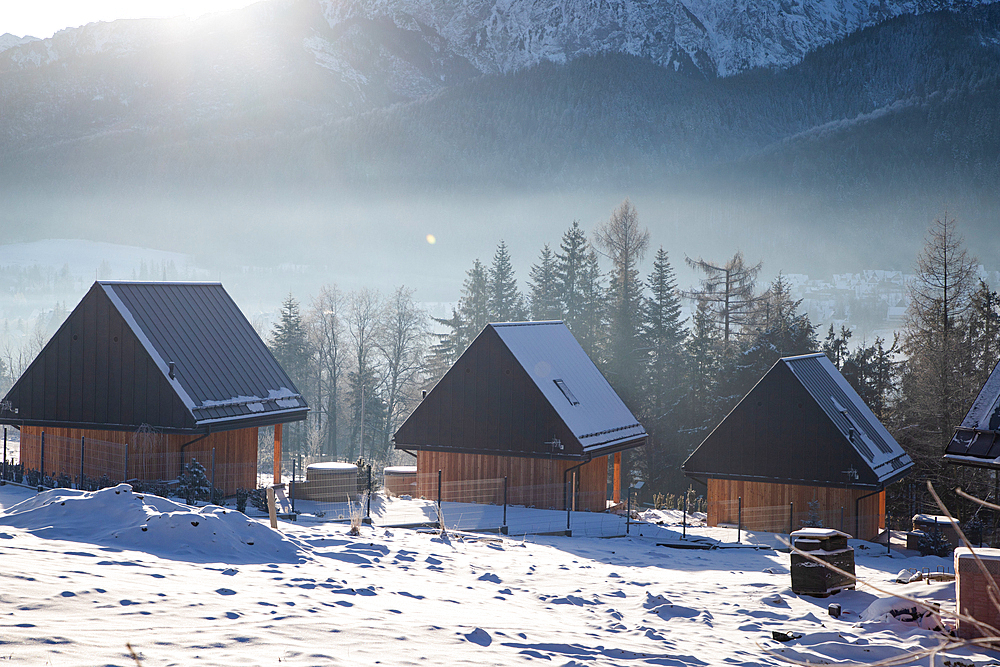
[0,484,304,564]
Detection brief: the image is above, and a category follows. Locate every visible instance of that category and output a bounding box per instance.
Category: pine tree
[433,259,489,365]
[555,221,590,334]
[269,294,312,457]
[684,251,763,352]
[841,335,900,422]
[728,274,817,404]
[488,241,527,322]
[594,198,649,407]
[528,244,562,321]
[822,324,852,369]
[899,213,979,465]
[966,279,1000,388]
[638,248,688,493]
[270,294,311,386]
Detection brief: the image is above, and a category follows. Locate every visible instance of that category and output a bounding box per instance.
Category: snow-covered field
[0,484,995,666]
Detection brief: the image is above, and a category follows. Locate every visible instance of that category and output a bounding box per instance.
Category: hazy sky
[1,0,261,39]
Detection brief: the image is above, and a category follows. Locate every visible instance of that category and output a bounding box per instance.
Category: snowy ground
[0,483,996,666]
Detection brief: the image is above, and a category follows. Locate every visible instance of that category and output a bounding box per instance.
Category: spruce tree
[555,221,590,334]
[433,259,489,364]
[638,248,688,493]
[594,199,649,407]
[528,244,562,321]
[270,294,310,387]
[487,241,527,322]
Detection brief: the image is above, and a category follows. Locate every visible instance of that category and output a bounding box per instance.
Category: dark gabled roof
[0,281,308,433]
[684,353,912,488]
[945,360,1000,468]
[394,321,646,459]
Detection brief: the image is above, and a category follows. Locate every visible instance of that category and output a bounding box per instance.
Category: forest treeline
[268,200,1000,522]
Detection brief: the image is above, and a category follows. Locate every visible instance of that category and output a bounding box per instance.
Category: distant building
[393,321,646,512]
[944,360,1000,468]
[683,353,912,540]
[0,281,308,494]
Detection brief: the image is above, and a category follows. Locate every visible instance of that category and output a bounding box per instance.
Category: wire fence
[708,498,884,539]
[275,462,628,536]
[3,430,254,497]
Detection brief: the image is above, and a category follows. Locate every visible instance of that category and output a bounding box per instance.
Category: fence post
[291,455,296,513]
[211,448,217,503]
[366,464,372,519]
[886,508,891,555]
[502,476,508,534]
[682,490,687,540]
[40,431,45,487]
[789,501,793,535]
[626,486,634,536]
[841,506,844,532]
[3,426,6,482]
[123,443,129,483]
[437,469,442,511]
[80,437,85,489]
[737,496,742,544]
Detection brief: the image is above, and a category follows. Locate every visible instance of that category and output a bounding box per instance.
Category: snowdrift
[0,484,304,563]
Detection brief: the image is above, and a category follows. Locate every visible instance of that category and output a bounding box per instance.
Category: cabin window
[553,379,579,406]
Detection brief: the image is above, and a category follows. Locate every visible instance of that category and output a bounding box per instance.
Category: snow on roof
[960,360,1000,432]
[491,322,646,452]
[790,527,851,539]
[956,547,1000,561]
[101,281,308,425]
[783,354,912,484]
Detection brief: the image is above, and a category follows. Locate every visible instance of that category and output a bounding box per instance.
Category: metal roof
[782,353,912,484]
[491,321,646,454]
[945,360,1000,468]
[0,281,307,433]
[100,281,308,427]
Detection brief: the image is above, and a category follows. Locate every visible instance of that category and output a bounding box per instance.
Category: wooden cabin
[683,353,912,541]
[0,281,308,494]
[945,359,1000,468]
[393,321,647,512]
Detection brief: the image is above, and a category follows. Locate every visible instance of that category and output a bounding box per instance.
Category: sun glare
[4,1,262,39]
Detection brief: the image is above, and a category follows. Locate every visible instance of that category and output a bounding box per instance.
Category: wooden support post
[273,424,283,485]
[266,487,278,530]
[613,452,621,504]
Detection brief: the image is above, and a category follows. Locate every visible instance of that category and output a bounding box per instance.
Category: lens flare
[426,234,436,245]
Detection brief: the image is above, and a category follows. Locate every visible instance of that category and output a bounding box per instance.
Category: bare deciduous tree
[376,287,427,460]
[310,285,346,458]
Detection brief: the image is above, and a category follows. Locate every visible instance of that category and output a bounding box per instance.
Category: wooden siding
[707,478,885,541]
[415,451,609,512]
[19,426,257,495]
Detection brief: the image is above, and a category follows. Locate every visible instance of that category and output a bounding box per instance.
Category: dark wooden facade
[4,285,193,431]
[396,322,645,512]
[415,451,609,512]
[396,325,582,458]
[685,354,910,541]
[1,281,308,494]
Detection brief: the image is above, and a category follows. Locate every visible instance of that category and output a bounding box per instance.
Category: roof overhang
[681,470,893,490]
[0,408,307,435]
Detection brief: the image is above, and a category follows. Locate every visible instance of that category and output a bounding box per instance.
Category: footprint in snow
[464,628,492,647]
[478,572,501,584]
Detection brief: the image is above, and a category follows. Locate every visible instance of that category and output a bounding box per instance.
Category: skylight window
[553,379,579,406]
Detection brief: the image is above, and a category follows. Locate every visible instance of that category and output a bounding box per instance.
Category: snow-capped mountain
[317,0,981,77]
